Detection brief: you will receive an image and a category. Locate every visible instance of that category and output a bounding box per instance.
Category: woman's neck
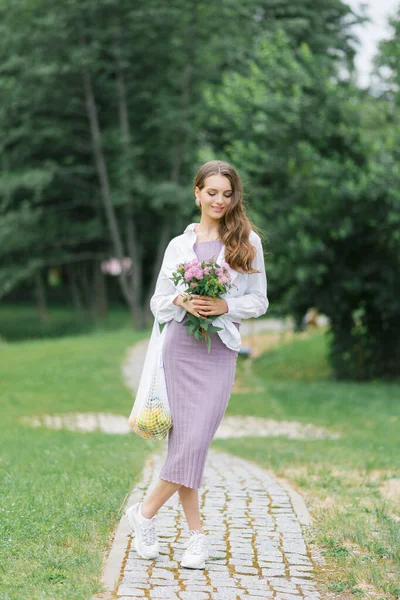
[195,216,220,237]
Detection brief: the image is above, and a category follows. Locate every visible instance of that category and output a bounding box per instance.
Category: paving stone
[258,560,284,567]
[231,559,255,567]
[243,596,274,600]
[288,565,313,572]
[118,585,147,595]
[234,576,267,589]
[150,587,181,598]
[211,589,246,600]
[245,591,274,598]
[178,592,211,600]
[265,577,299,588]
[289,569,313,578]
[119,581,149,589]
[151,567,176,580]
[148,579,180,587]
[274,584,299,593]
[234,566,259,575]
[208,578,238,587]
[155,560,179,568]
[285,553,312,566]
[184,585,216,592]
[261,567,286,577]
[116,443,319,599]
[120,576,148,585]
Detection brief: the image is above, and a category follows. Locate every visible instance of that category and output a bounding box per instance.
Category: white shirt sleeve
[225,234,269,321]
[150,241,187,323]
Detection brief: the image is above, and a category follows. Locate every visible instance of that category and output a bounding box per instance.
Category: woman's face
[195,174,233,220]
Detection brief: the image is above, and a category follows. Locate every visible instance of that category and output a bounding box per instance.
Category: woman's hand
[173,293,202,318]
[174,293,228,319]
[189,294,228,318]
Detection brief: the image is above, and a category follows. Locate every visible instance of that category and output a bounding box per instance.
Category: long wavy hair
[194,160,264,274]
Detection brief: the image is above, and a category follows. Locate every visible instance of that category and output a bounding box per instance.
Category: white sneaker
[180,530,209,569]
[125,500,160,559]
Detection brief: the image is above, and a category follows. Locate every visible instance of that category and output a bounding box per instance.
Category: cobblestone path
[116,448,320,600]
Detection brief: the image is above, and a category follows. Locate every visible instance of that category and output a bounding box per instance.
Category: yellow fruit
[130,405,172,439]
[156,412,172,432]
[136,407,154,431]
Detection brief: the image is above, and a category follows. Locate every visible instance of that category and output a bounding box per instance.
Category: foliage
[0,0,398,378]
[201,27,400,380]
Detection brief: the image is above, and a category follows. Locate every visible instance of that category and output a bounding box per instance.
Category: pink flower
[183,260,198,274]
[184,269,195,282]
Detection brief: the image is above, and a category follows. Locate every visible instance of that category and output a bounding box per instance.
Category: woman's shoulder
[168,223,196,248]
[167,233,186,249]
[249,229,262,246]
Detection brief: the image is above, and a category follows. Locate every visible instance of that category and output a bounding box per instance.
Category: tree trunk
[115,56,145,328]
[82,63,137,323]
[145,4,198,322]
[66,263,85,316]
[34,271,50,322]
[92,260,108,319]
[80,262,94,317]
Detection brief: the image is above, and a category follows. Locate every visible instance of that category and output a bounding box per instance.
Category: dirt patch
[240,329,312,359]
[380,478,400,502]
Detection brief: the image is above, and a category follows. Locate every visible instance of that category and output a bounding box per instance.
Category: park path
[102,318,322,600]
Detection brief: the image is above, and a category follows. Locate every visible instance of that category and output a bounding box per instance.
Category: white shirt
[150,222,269,351]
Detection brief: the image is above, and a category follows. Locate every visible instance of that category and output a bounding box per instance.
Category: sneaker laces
[187,530,207,555]
[139,514,157,545]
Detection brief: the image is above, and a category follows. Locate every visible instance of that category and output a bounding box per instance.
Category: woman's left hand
[190,295,228,318]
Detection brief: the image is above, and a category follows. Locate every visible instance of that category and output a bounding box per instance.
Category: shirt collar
[183,222,199,234]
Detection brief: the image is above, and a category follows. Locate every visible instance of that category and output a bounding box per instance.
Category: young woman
[126,160,268,569]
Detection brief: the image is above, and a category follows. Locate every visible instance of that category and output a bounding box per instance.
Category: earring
[195,197,200,207]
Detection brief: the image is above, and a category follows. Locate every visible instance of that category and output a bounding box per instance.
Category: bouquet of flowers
[170,257,236,353]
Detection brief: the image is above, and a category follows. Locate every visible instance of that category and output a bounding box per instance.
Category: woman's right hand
[173,293,205,319]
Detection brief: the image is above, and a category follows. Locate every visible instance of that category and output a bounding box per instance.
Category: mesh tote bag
[128,311,172,440]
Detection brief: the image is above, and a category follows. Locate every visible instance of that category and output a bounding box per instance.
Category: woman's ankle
[140,501,155,520]
[190,528,205,535]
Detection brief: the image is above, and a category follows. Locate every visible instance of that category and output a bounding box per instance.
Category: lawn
[0,303,133,342]
[1,321,399,600]
[0,327,155,600]
[214,328,400,599]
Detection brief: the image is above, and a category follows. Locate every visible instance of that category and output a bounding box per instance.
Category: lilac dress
[160,239,240,489]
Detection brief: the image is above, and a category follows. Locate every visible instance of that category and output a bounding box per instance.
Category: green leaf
[207,325,223,332]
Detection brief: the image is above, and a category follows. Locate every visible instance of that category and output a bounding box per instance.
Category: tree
[201,26,400,379]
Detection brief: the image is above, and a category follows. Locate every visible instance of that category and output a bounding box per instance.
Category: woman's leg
[178,485,204,533]
[141,478,182,519]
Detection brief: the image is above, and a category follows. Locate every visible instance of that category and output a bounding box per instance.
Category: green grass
[0,303,134,342]
[0,327,158,600]
[213,329,400,599]
[1,319,399,600]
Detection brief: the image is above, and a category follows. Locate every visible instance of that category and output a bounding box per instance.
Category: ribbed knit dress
[159,239,240,489]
